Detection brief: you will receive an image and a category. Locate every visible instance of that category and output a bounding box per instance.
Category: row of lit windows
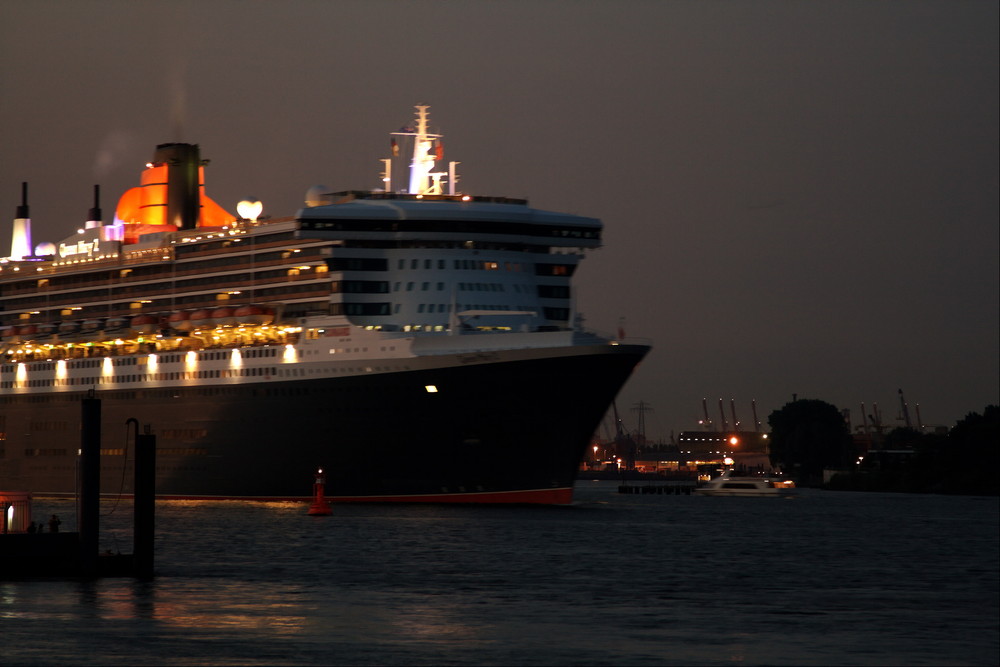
[242,347,278,358]
[1,366,278,388]
[5,356,140,375]
[0,362,451,390]
[5,353,193,371]
[396,258,527,272]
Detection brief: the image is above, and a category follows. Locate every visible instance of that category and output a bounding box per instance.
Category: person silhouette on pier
[48,515,61,533]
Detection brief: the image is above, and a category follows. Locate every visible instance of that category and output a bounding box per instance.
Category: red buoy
[307,468,333,516]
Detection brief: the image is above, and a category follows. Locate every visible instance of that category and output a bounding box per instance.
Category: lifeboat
[130,314,158,335]
[37,323,58,337]
[0,325,17,342]
[60,320,83,334]
[104,317,128,331]
[81,319,105,332]
[15,324,37,338]
[167,311,193,332]
[211,307,237,327]
[234,305,274,325]
[188,309,214,329]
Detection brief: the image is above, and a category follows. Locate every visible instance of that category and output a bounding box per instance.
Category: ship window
[535,263,575,277]
[406,282,414,291]
[421,282,429,291]
[398,259,405,269]
[326,258,388,271]
[424,259,431,269]
[437,282,444,290]
[418,304,425,313]
[411,259,418,269]
[538,285,570,299]
[438,260,445,269]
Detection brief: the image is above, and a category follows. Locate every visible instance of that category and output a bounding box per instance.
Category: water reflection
[390,598,483,642]
[152,582,308,633]
[4,487,997,666]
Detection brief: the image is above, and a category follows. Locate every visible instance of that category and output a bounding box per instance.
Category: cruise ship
[0,106,650,503]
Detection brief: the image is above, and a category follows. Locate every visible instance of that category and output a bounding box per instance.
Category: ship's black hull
[0,345,647,503]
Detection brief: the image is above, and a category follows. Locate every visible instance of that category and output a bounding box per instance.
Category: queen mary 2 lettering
[0,106,650,503]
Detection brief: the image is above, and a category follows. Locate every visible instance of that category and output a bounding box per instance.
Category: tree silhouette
[945,405,999,494]
[767,399,853,483]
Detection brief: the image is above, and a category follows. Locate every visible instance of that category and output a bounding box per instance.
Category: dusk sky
[1,0,997,441]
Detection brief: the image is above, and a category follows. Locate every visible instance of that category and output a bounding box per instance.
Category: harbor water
[2,482,997,666]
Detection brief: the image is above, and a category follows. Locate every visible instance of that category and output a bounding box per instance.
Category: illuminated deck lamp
[237,199,263,222]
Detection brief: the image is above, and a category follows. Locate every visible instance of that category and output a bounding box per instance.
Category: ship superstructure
[0,106,649,503]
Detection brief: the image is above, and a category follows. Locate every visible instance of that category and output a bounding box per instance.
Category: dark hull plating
[0,345,646,502]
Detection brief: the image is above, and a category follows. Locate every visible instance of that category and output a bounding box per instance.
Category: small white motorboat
[694,470,796,497]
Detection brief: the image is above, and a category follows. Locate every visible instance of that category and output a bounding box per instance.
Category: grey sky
[1,0,997,439]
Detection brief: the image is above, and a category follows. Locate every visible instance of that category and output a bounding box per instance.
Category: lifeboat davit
[130,314,158,334]
[188,309,214,329]
[167,311,193,332]
[234,305,274,326]
[211,307,237,327]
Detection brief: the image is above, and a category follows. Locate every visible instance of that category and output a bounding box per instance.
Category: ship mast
[390,105,445,195]
[410,105,436,194]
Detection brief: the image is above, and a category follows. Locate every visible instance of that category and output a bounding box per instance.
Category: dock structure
[0,396,155,579]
